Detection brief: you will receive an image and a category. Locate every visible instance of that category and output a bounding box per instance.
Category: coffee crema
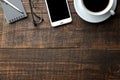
[83,0,110,12]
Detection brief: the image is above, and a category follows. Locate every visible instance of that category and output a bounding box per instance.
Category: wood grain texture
[0,49,120,80]
[0,0,119,49]
[0,0,120,80]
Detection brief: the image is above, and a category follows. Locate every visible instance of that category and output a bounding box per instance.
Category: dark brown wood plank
[0,0,120,48]
[0,49,120,80]
[1,13,120,49]
[0,0,119,80]
[0,13,4,47]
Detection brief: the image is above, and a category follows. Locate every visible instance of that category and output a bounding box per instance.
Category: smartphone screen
[46,0,70,22]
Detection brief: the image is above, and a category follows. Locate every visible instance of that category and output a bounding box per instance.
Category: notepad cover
[0,0,27,23]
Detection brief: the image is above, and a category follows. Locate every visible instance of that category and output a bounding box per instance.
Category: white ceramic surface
[80,0,114,16]
[74,0,117,23]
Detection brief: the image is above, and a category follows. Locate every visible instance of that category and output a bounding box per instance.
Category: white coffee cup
[81,0,115,16]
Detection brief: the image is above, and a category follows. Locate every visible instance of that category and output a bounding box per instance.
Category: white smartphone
[45,0,72,27]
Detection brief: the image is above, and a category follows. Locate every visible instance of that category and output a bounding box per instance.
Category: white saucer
[74,0,117,23]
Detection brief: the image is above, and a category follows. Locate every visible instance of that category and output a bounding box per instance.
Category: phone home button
[60,22,64,25]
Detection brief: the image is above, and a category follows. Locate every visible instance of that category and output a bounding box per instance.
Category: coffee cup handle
[110,10,115,15]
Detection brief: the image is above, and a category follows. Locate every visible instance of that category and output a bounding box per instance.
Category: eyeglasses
[29,0,44,26]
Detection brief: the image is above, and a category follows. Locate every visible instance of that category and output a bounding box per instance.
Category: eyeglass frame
[29,0,44,26]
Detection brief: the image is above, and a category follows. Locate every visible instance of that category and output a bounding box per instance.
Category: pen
[1,0,24,14]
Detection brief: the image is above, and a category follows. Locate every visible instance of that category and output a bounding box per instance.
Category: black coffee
[83,0,109,12]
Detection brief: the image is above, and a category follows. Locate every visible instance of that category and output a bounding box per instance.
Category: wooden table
[0,0,120,80]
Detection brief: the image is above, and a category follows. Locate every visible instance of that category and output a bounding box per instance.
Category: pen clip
[0,0,9,5]
[0,0,6,3]
[1,0,24,14]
